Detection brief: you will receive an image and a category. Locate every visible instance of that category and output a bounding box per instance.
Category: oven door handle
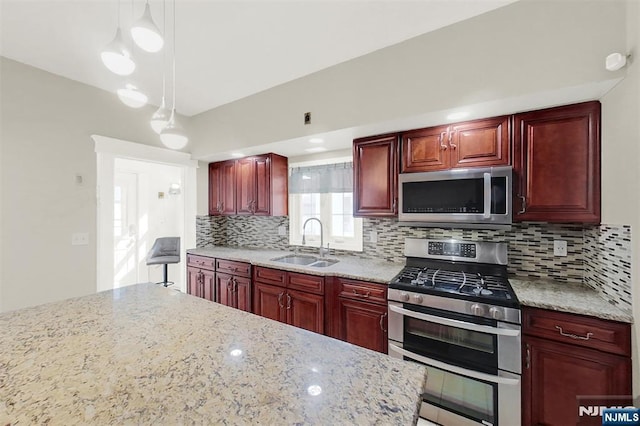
[389,342,520,386]
[483,172,491,219]
[388,305,520,337]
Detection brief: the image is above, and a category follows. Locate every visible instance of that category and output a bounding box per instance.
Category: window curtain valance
[289,162,353,194]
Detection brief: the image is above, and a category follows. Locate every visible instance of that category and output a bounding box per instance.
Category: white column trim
[91,134,199,168]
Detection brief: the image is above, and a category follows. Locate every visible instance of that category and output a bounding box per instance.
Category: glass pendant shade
[117,84,148,108]
[101,27,136,76]
[160,110,188,149]
[150,97,170,133]
[131,2,164,53]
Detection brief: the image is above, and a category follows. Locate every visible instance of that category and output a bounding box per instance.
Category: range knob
[400,292,410,302]
[413,294,424,304]
[470,303,486,317]
[489,307,503,320]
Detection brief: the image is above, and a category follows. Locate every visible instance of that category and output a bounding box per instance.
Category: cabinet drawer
[522,307,631,356]
[287,273,324,295]
[216,259,251,277]
[338,278,387,304]
[187,254,215,270]
[253,266,286,287]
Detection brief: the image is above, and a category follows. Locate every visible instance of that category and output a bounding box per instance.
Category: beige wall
[189,0,626,157]
[601,0,640,399]
[0,57,182,312]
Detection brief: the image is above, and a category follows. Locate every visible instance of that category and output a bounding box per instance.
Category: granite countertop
[0,283,426,425]
[188,246,404,284]
[510,277,633,323]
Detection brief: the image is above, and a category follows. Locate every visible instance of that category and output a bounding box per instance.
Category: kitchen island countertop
[0,283,426,425]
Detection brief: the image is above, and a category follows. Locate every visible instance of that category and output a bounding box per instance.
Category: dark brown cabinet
[208,153,288,217]
[401,116,510,173]
[214,259,251,312]
[513,101,601,223]
[186,254,215,301]
[336,278,388,354]
[208,160,236,215]
[353,134,399,217]
[252,267,324,334]
[522,307,632,426]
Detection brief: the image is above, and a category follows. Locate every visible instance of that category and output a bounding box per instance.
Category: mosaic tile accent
[584,225,632,314]
[196,216,225,247]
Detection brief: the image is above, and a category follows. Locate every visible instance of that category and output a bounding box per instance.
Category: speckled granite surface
[0,283,426,425]
[510,278,633,323]
[188,246,404,284]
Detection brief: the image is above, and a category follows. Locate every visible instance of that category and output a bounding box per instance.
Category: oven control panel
[428,241,476,258]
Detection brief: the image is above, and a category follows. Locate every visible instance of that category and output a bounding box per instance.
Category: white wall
[189,0,626,158]
[600,0,640,399]
[0,57,188,312]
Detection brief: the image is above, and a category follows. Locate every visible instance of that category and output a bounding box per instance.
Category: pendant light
[117,83,149,108]
[101,0,135,76]
[151,0,170,133]
[131,1,164,53]
[160,0,188,150]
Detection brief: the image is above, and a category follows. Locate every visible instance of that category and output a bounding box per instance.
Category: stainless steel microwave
[398,166,513,228]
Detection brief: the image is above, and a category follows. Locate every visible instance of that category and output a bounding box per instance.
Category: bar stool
[146,237,180,287]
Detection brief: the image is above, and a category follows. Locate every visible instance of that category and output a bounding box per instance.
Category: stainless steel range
[388,238,521,426]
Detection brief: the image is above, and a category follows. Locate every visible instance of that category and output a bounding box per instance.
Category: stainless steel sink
[271,255,318,265]
[271,255,339,268]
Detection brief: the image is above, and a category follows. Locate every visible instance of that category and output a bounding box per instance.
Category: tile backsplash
[196,215,631,313]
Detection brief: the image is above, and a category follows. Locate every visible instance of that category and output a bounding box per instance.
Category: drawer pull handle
[353,289,371,299]
[380,312,387,333]
[555,325,593,341]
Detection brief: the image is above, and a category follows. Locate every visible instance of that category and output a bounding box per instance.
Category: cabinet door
[253,281,285,323]
[253,155,271,215]
[187,266,203,297]
[514,101,600,223]
[202,269,215,302]
[215,272,234,307]
[236,157,255,215]
[338,298,388,354]
[219,160,236,215]
[286,289,324,334]
[401,125,451,172]
[450,116,510,168]
[208,163,222,215]
[234,275,252,312]
[523,335,632,426]
[353,134,398,217]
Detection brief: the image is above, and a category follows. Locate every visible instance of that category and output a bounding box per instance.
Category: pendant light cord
[171,0,176,112]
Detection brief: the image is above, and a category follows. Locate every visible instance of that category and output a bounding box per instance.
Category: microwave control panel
[428,241,476,258]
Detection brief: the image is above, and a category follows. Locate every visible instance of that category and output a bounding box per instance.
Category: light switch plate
[278,226,287,236]
[553,240,567,257]
[72,233,89,246]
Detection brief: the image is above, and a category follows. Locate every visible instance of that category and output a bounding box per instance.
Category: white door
[113,171,140,288]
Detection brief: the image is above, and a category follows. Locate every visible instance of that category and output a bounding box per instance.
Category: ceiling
[0,0,517,117]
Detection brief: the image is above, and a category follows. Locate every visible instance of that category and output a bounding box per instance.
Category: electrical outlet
[278,226,287,236]
[553,240,567,257]
[72,233,89,246]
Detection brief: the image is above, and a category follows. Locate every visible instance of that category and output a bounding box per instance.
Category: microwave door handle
[483,172,491,219]
[388,342,520,386]
[388,304,520,337]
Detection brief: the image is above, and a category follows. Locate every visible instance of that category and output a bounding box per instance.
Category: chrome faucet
[302,217,329,258]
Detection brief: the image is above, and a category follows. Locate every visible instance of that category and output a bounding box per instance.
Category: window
[289,162,363,252]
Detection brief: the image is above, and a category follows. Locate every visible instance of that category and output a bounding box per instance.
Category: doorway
[94,135,197,293]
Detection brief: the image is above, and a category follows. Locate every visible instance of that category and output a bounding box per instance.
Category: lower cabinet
[215,272,251,312]
[253,267,324,334]
[186,255,216,301]
[336,278,388,354]
[522,307,632,426]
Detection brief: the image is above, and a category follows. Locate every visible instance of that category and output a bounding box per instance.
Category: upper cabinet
[209,153,288,217]
[353,134,399,217]
[401,116,510,173]
[209,160,236,215]
[513,101,601,224]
